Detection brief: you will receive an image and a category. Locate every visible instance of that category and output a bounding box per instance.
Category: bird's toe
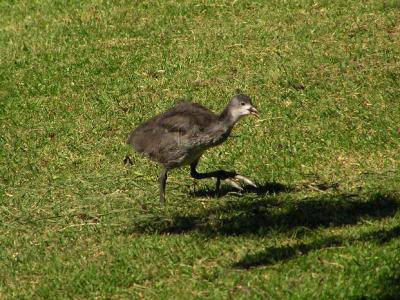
[235,175,257,188]
[224,178,244,191]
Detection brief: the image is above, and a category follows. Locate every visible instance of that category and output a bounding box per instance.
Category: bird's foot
[216,172,257,195]
[234,175,257,188]
[224,178,243,191]
[224,175,257,191]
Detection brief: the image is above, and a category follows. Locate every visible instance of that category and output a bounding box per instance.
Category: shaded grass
[128,190,400,236]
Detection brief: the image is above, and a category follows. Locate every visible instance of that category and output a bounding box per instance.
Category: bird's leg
[190,160,256,196]
[159,167,168,204]
[216,177,221,196]
[191,160,222,194]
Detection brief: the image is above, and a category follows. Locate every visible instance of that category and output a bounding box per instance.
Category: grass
[1,0,399,298]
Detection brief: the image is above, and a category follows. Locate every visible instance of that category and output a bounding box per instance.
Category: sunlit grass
[1,0,399,298]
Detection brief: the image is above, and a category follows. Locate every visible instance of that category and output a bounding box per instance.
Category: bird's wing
[156,102,219,135]
[158,102,231,148]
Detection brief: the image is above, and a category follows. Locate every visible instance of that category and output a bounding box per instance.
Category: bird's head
[228,94,259,120]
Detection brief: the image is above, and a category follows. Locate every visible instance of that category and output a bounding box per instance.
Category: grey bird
[127,94,259,203]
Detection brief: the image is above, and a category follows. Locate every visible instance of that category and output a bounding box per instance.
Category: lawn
[1,0,399,299]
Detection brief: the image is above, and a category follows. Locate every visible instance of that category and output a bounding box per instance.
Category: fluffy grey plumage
[127,94,258,203]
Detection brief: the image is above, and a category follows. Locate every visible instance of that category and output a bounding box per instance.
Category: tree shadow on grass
[233,235,343,269]
[127,182,400,237]
[232,223,400,298]
[234,224,400,269]
[126,183,400,296]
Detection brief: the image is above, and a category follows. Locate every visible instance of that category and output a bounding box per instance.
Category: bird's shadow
[189,181,292,198]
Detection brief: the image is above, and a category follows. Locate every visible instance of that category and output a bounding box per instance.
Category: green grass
[1,0,399,298]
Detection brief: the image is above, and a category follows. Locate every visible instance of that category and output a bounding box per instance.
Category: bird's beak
[249,106,259,118]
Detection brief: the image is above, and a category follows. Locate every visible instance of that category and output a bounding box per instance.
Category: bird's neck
[219,107,242,128]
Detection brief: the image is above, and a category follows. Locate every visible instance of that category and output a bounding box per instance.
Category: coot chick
[127,94,259,203]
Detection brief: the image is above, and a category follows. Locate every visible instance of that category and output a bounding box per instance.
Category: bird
[127,94,259,203]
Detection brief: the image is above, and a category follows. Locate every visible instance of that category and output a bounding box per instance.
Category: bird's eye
[240,102,246,106]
